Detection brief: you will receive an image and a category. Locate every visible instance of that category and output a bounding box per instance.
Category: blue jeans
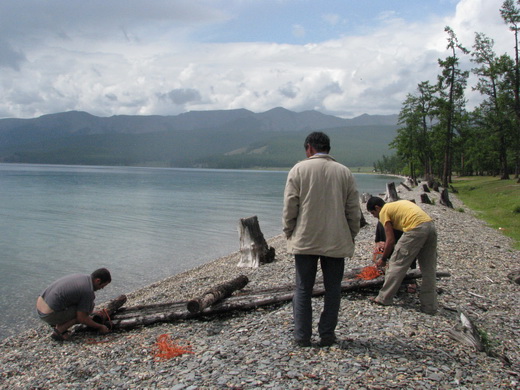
[293,254,345,341]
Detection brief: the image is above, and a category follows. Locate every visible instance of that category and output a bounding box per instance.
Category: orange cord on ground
[356,265,383,280]
[154,334,193,360]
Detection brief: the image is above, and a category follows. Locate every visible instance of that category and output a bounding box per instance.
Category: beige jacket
[283,154,360,258]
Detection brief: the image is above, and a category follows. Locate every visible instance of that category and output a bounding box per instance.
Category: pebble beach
[1,181,519,389]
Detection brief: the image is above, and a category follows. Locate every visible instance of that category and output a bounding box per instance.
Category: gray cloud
[0,40,26,70]
[162,88,202,105]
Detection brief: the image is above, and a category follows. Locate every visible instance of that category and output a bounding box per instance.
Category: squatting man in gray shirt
[36,268,112,341]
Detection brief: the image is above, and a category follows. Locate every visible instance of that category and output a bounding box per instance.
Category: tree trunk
[385,182,399,202]
[237,216,275,268]
[440,188,453,208]
[187,275,249,313]
[420,193,432,204]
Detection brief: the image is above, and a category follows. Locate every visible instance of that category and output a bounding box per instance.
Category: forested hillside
[0,108,398,169]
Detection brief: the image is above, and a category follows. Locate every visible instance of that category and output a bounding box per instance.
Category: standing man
[366,197,438,314]
[283,132,360,347]
[36,268,112,341]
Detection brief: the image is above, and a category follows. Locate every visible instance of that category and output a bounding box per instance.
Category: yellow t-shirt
[379,200,432,232]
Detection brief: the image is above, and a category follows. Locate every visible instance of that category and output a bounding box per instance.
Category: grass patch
[452,176,520,250]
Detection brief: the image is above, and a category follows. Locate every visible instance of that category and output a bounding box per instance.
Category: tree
[436,26,469,187]
[471,33,513,179]
[501,0,520,177]
[391,81,436,180]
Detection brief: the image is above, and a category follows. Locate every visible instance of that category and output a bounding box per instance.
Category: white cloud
[0,0,513,119]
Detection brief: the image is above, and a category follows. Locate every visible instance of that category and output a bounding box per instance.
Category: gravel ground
[1,182,519,389]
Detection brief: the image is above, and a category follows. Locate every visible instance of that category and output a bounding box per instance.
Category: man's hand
[98,324,110,334]
[375,257,387,271]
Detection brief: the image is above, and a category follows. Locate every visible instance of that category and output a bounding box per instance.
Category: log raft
[105,269,450,330]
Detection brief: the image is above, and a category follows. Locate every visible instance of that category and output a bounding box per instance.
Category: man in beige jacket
[283,132,360,347]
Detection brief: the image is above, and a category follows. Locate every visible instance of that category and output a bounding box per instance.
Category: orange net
[153,334,193,360]
[356,265,383,280]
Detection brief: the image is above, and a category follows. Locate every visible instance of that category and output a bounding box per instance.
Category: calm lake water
[0,163,395,339]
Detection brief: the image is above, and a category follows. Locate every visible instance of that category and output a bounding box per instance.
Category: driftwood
[91,294,127,324]
[385,182,399,202]
[420,193,432,204]
[187,275,249,313]
[440,188,453,208]
[237,216,275,267]
[107,269,450,330]
[400,182,412,191]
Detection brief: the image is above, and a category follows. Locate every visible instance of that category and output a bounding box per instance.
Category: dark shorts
[37,306,77,326]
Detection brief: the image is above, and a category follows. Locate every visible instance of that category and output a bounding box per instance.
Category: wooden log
[420,193,432,204]
[237,216,275,267]
[187,275,249,313]
[108,269,450,330]
[384,182,399,202]
[91,294,127,324]
[400,182,412,191]
[440,188,454,208]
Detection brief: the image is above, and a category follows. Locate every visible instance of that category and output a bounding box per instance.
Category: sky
[0,0,515,119]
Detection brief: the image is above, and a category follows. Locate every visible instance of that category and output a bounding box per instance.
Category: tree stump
[420,193,432,204]
[361,193,372,203]
[440,188,453,208]
[237,216,275,268]
[422,184,430,193]
[507,270,520,285]
[384,182,399,202]
[360,206,367,228]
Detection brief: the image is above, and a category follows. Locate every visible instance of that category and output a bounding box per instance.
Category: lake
[0,163,395,340]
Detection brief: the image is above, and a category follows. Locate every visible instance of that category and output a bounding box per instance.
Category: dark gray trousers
[293,254,345,341]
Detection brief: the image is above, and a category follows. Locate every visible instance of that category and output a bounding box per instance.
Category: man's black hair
[91,268,111,283]
[366,196,386,212]
[304,132,331,153]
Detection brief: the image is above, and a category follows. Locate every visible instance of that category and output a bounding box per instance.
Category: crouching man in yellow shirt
[366,197,438,315]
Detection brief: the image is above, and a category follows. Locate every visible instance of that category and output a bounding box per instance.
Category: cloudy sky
[0,0,514,119]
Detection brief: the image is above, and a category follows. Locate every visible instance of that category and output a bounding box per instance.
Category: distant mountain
[0,108,398,168]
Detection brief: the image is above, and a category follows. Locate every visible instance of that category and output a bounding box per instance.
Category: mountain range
[0,107,399,169]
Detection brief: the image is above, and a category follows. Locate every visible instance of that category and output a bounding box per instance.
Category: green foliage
[453,177,520,249]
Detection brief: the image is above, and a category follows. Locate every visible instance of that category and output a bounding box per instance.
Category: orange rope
[356,265,383,280]
[153,334,194,360]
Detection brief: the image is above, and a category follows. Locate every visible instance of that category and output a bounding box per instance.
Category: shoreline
[1,183,519,389]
